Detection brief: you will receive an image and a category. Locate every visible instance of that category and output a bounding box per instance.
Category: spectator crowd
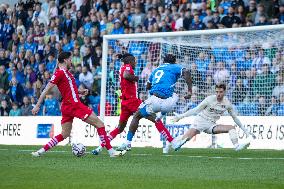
[0,0,283,116]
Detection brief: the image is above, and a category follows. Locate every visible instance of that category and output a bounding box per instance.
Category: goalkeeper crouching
[171,83,256,151]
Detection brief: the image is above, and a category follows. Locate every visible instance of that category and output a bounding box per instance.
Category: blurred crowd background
[0,0,283,116]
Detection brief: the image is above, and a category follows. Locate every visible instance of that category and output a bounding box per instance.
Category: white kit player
[172,83,256,151]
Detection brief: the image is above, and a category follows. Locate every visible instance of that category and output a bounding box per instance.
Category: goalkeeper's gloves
[171,112,184,123]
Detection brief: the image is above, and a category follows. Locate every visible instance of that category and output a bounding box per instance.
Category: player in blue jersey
[117,54,192,151]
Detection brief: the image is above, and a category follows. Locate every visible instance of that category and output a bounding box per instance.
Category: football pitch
[0,145,283,189]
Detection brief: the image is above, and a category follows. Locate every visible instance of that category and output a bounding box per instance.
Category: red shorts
[61,102,93,124]
[120,98,142,122]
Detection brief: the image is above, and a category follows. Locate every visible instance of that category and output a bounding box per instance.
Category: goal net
[100,25,284,120]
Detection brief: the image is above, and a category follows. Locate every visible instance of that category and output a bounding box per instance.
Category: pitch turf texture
[0,145,283,189]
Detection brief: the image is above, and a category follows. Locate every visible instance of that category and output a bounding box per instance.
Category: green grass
[0,145,283,189]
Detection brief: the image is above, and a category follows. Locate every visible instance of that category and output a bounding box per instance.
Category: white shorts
[191,115,217,134]
[139,93,179,117]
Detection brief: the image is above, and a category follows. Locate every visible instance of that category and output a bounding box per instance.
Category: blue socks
[127,131,134,142]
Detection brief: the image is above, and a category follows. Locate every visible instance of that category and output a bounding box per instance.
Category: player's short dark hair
[164,54,176,64]
[117,53,135,64]
[215,83,226,90]
[58,52,71,63]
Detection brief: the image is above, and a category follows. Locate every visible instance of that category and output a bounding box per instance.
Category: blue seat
[277,105,284,116]
[236,103,258,116]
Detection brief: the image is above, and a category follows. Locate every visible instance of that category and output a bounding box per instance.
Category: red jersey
[120,64,138,100]
[50,68,80,104]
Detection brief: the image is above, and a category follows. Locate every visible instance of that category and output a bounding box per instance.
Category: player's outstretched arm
[123,70,139,82]
[172,98,208,122]
[228,106,256,139]
[32,82,55,115]
[182,69,192,99]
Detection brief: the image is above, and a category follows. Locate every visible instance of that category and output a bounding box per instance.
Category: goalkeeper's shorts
[192,115,217,134]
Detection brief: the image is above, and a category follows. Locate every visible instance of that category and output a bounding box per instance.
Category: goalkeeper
[172,83,256,151]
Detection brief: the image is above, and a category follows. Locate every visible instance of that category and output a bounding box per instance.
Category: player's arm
[172,98,209,122]
[182,68,192,99]
[32,82,55,115]
[123,70,139,82]
[227,104,256,139]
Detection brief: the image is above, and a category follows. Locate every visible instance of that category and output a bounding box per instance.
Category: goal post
[100,24,284,121]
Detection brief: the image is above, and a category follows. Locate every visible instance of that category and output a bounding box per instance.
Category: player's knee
[117,123,126,133]
[87,114,104,128]
[133,111,142,120]
[93,117,104,128]
[61,130,71,139]
[118,126,124,133]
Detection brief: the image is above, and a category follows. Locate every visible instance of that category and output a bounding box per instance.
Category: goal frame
[100,24,284,121]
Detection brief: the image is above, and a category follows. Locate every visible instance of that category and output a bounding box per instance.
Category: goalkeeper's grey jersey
[198,95,234,123]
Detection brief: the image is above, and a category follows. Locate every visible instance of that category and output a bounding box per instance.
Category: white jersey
[197,95,234,123]
[179,94,251,136]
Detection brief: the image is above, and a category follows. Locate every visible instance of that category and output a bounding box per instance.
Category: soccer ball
[72,143,86,157]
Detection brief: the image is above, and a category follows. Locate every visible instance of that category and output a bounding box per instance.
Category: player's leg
[212,125,250,151]
[108,107,132,141]
[144,113,175,143]
[131,96,176,144]
[182,128,200,141]
[150,94,179,143]
[92,111,130,155]
[116,98,148,151]
[74,102,126,157]
[105,99,141,143]
[116,110,143,151]
[118,111,175,150]
[32,121,73,157]
[84,112,126,157]
[171,128,200,151]
[117,97,176,151]
[171,116,207,152]
[116,99,141,133]
[117,100,174,150]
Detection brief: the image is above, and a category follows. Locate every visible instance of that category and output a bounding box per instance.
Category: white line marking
[163,154,284,160]
[131,153,152,156]
[1,149,284,160]
[19,149,68,153]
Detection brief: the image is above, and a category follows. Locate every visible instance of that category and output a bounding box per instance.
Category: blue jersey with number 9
[148,63,183,98]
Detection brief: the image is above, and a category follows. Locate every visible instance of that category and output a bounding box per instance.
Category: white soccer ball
[72,143,86,157]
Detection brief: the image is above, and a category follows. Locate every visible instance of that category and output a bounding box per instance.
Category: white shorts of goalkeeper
[191,115,217,134]
[139,93,179,117]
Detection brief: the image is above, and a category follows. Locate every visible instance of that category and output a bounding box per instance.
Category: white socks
[108,148,115,155]
[38,148,46,154]
[228,129,239,148]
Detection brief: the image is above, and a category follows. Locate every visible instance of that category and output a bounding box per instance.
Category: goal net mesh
[103,28,284,116]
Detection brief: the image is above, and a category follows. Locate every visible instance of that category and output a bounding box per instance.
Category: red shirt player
[31,52,125,157]
[92,53,142,155]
